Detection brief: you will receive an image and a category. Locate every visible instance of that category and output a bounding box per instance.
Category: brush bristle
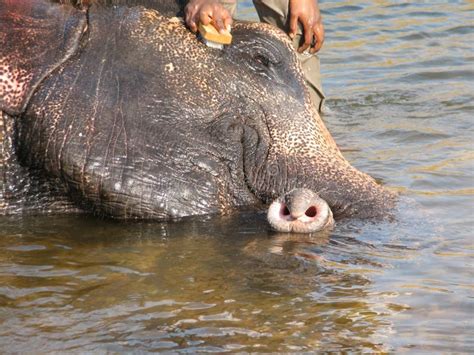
[202,38,224,50]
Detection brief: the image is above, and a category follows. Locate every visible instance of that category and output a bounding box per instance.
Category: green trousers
[221,0,325,112]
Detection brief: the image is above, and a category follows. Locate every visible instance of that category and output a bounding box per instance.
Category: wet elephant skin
[0,0,396,220]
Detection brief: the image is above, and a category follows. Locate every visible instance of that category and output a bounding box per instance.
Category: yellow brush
[198,22,232,49]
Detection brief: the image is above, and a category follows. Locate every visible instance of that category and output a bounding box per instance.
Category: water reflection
[0,210,427,352]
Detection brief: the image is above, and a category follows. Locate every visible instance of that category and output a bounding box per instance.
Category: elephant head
[0,1,396,228]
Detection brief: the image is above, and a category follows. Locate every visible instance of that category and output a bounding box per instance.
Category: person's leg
[220,0,237,17]
[252,0,325,112]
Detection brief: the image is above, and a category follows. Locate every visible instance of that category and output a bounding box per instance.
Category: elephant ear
[0,0,86,116]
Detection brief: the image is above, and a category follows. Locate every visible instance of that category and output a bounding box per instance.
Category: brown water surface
[1,1,473,352]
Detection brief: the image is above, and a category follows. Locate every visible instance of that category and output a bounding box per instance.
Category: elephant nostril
[305,206,317,218]
[268,190,334,233]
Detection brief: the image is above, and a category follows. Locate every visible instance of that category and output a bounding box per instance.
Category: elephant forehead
[233,21,293,46]
[0,0,86,115]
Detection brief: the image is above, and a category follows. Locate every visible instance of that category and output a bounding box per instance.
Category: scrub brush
[198,22,232,49]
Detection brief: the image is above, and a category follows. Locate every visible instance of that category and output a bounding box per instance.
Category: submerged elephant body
[0,0,396,225]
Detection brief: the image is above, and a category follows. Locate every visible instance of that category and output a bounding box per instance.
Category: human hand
[288,0,324,54]
[184,0,233,34]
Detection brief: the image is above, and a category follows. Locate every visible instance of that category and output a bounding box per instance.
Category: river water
[1,1,473,352]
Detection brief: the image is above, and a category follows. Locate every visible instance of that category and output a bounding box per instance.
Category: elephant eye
[254,53,270,67]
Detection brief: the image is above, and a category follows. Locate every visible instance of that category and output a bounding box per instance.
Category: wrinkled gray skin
[0,0,397,222]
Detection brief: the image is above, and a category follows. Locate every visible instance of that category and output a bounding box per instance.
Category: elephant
[0,0,396,232]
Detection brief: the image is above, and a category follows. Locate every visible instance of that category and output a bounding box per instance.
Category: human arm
[288,0,324,53]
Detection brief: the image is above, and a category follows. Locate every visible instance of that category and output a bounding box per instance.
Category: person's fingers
[189,21,197,32]
[214,17,225,32]
[310,23,324,53]
[289,13,298,39]
[309,29,318,54]
[223,15,233,31]
[298,19,312,53]
[184,4,198,32]
[309,24,320,54]
[212,8,225,33]
[217,7,233,33]
[199,5,212,25]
